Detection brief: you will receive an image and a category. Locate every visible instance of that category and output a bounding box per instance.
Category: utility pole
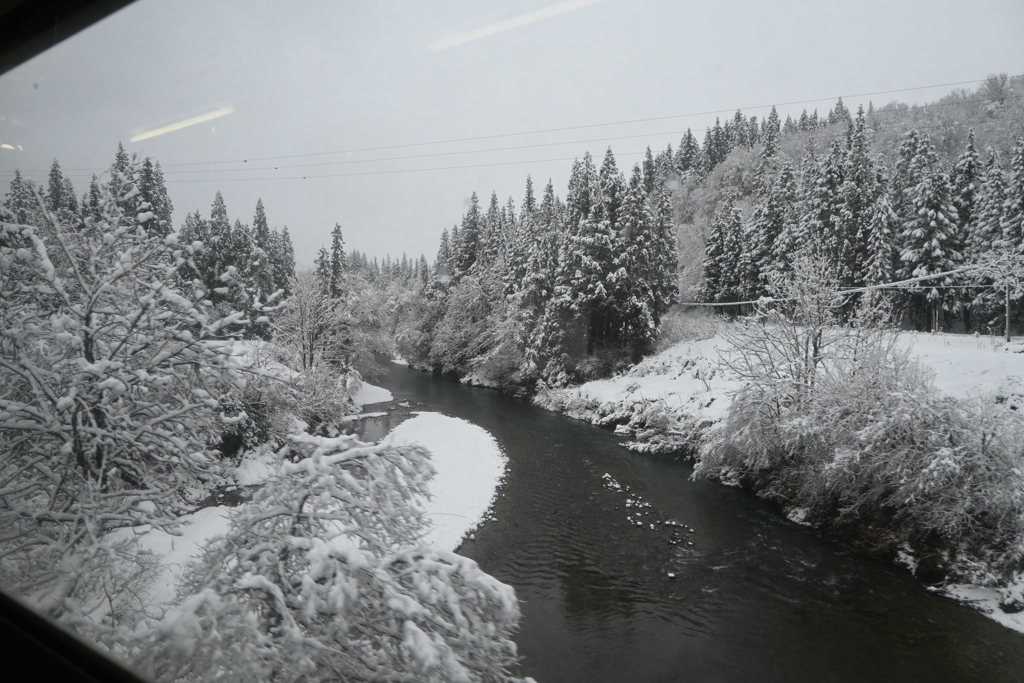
[1008,282,1012,343]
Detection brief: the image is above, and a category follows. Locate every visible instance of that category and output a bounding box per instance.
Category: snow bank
[127,411,504,617]
[537,325,1024,633]
[233,444,279,485]
[534,335,741,452]
[538,329,1024,454]
[385,412,506,552]
[353,382,394,406]
[901,331,1024,398]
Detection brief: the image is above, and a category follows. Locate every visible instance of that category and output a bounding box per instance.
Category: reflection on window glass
[3,1,1024,682]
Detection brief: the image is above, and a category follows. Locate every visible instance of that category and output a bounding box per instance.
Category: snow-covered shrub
[129,433,526,683]
[695,256,850,477]
[0,168,258,619]
[654,307,718,351]
[464,312,533,392]
[696,257,1024,584]
[222,364,359,453]
[429,277,494,374]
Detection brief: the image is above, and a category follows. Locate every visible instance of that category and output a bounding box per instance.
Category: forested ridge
[680,75,1024,324]
[381,74,1024,393]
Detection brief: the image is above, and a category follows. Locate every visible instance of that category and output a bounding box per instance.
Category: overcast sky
[1,0,1022,266]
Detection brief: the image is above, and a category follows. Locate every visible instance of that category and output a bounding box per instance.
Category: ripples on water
[375,364,1024,683]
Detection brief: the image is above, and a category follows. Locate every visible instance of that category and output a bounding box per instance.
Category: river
[370,362,1024,683]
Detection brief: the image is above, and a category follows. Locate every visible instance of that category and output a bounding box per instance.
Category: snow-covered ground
[113,507,233,609]
[902,331,1024,398]
[534,336,743,452]
[120,384,504,619]
[944,583,1024,633]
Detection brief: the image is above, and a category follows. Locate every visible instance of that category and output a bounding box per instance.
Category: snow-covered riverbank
[537,329,1024,452]
[118,382,506,616]
[535,325,1024,633]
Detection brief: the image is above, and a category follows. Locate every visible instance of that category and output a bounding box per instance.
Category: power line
[159,151,649,183]
[152,78,991,168]
[9,92,1019,186]
[144,94,1024,177]
[3,77,994,177]
[1,79,1015,185]
[35,95,1015,185]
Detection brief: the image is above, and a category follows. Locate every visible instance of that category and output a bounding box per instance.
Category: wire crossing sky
[0,0,1021,265]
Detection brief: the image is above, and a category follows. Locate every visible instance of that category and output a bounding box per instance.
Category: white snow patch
[338,411,388,423]
[902,331,1024,399]
[233,446,279,485]
[786,507,811,526]
[944,584,1024,635]
[895,545,919,573]
[384,412,506,552]
[111,506,232,608]
[352,382,394,406]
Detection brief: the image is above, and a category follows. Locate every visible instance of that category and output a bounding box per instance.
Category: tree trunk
[1007,283,1012,343]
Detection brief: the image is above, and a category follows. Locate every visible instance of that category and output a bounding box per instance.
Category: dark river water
[370,362,1024,683]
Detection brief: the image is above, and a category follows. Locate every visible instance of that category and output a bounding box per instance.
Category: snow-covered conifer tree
[799,140,846,275]
[452,193,482,281]
[864,192,899,288]
[973,150,1006,255]
[597,148,625,229]
[612,165,658,355]
[950,130,981,234]
[748,164,797,296]
[3,169,38,226]
[544,154,616,370]
[46,159,79,227]
[642,146,657,195]
[329,223,347,299]
[138,158,173,238]
[1003,137,1024,251]
[435,227,453,279]
[836,109,877,288]
[649,178,680,321]
[314,244,331,292]
[109,142,138,217]
[899,170,963,329]
[700,197,743,303]
[675,129,702,176]
[478,192,504,274]
[761,106,781,160]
